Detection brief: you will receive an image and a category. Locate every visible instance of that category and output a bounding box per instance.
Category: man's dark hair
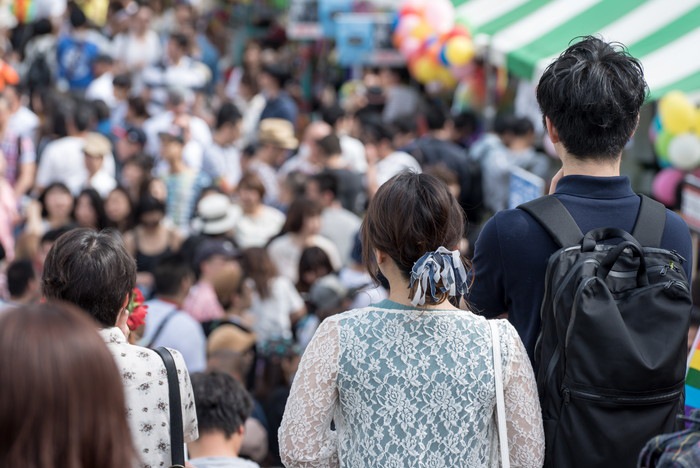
[215,102,242,130]
[42,229,137,327]
[312,172,339,200]
[261,64,290,88]
[7,260,35,298]
[321,105,345,128]
[191,372,253,438]
[113,73,132,89]
[424,100,450,131]
[72,102,95,133]
[362,121,395,147]
[316,133,342,158]
[169,32,190,50]
[391,115,417,136]
[153,253,192,297]
[512,117,535,137]
[536,36,647,159]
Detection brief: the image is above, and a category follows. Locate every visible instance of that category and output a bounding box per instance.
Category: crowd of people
[0,1,697,468]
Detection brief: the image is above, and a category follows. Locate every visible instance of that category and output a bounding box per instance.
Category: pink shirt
[183,280,225,323]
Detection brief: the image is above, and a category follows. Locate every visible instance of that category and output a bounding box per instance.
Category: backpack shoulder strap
[631,195,666,248]
[518,196,583,248]
[145,308,179,349]
[153,347,185,467]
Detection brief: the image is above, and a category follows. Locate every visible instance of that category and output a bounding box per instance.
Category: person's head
[240,247,277,299]
[0,303,136,468]
[391,116,418,150]
[114,126,146,162]
[379,67,410,87]
[424,165,460,199]
[188,372,253,458]
[314,133,342,164]
[121,153,153,199]
[126,96,150,123]
[36,227,73,275]
[42,228,137,327]
[282,197,323,237]
[6,259,38,302]
[211,262,247,311]
[242,40,262,70]
[69,6,88,30]
[362,121,395,160]
[135,195,166,230]
[279,171,309,208]
[105,187,134,231]
[83,132,111,176]
[167,32,190,63]
[73,189,108,230]
[153,253,194,300]
[194,239,238,281]
[132,4,152,35]
[39,183,74,222]
[321,105,350,132]
[361,172,468,305]
[214,102,242,145]
[307,171,339,208]
[259,64,289,95]
[297,246,334,293]
[237,172,266,213]
[112,73,132,101]
[424,100,450,132]
[158,126,185,164]
[509,117,536,151]
[3,84,22,113]
[68,102,95,135]
[537,36,647,161]
[92,54,114,78]
[257,118,298,165]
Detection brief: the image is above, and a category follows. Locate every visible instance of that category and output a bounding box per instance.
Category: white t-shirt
[202,143,242,188]
[249,276,304,344]
[36,136,116,195]
[111,31,162,72]
[144,111,212,174]
[320,207,361,266]
[376,151,422,187]
[87,170,117,198]
[340,134,367,173]
[231,204,285,249]
[8,106,40,141]
[85,72,115,108]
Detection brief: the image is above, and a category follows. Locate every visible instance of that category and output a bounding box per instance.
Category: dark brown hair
[238,172,266,199]
[240,247,277,299]
[0,302,137,468]
[361,172,469,305]
[281,197,322,234]
[42,228,137,327]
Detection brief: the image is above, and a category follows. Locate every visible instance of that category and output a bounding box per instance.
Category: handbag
[154,347,186,468]
[489,321,511,468]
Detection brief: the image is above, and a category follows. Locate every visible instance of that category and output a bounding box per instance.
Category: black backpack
[25,52,52,92]
[520,194,692,468]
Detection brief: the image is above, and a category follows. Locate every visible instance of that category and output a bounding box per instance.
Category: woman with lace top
[279,172,544,467]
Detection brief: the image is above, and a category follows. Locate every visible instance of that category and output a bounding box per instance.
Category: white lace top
[279,300,544,467]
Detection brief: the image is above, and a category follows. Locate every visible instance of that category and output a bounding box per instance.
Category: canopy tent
[454,0,700,99]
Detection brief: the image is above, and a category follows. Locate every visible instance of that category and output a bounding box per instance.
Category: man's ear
[545,116,560,144]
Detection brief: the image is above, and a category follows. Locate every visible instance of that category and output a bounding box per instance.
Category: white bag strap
[489,320,510,468]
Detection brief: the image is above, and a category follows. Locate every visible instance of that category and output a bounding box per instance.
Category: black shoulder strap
[631,195,666,248]
[145,308,179,349]
[518,196,583,248]
[154,347,185,468]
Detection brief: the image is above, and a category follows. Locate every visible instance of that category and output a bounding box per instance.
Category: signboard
[319,0,354,37]
[287,0,323,40]
[682,174,700,233]
[508,166,545,209]
[335,13,405,66]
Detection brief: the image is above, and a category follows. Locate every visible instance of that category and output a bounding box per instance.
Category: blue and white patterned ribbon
[409,246,469,307]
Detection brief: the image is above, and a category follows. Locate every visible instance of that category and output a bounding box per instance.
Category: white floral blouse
[99,327,199,468]
[279,300,544,467]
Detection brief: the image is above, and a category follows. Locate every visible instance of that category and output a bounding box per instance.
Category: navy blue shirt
[469,175,692,363]
[260,92,298,126]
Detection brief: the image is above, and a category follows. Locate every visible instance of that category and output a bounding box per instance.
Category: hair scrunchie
[409,246,469,307]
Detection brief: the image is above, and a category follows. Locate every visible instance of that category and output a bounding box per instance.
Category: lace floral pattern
[279,304,544,467]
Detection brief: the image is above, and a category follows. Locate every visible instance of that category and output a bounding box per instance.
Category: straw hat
[258,118,298,150]
[83,132,111,157]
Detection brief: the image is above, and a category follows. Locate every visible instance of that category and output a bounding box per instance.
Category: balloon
[399,36,422,58]
[409,21,432,42]
[444,36,475,67]
[444,25,471,40]
[435,66,457,89]
[668,133,700,170]
[655,131,673,159]
[424,0,454,34]
[652,168,685,208]
[395,14,421,38]
[659,91,695,135]
[410,56,438,84]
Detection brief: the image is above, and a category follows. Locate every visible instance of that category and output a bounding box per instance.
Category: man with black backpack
[469,36,693,468]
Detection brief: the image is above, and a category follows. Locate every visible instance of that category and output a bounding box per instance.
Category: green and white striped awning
[454,0,700,99]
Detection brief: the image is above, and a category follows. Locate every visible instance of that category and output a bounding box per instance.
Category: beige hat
[258,118,298,150]
[208,325,257,354]
[83,132,111,157]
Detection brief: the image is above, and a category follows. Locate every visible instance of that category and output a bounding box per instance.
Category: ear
[545,116,560,144]
[374,248,386,265]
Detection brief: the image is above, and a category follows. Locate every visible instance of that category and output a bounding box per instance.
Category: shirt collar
[98,327,127,345]
[555,175,634,199]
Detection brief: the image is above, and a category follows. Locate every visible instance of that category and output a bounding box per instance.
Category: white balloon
[668,133,700,171]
